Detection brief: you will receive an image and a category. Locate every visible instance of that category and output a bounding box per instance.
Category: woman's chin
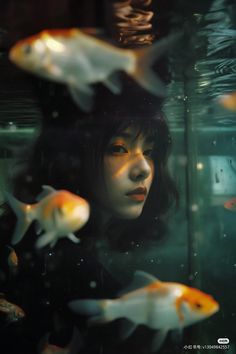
[115,206,143,220]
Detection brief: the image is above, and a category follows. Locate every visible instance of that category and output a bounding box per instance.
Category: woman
[0,87,178,353]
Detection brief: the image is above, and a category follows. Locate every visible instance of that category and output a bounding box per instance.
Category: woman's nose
[129,154,152,181]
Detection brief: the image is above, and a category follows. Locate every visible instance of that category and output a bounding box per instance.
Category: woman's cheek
[104,156,128,181]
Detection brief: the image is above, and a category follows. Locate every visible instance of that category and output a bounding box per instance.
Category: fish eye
[23,44,32,55]
[195,302,203,308]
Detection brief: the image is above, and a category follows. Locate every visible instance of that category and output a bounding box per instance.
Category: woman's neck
[92,202,113,236]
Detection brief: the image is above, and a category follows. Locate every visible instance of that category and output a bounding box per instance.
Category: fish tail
[68,299,111,325]
[3,191,34,245]
[131,32,182,97]
[68,326,84,354]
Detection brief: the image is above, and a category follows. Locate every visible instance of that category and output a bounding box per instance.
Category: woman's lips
[126,187,147,202]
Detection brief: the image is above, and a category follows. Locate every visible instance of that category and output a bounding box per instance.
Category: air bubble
[52,111,59,118]
[191,204,199,212]
[90,281,97,288]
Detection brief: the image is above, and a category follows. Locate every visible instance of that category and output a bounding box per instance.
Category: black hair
[3,83,178,251]
[0,77,179,252]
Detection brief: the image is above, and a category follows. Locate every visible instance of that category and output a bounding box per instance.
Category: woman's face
[96,127,155,220]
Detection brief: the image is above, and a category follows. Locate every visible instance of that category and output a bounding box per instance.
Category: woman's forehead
[112,126,156,143]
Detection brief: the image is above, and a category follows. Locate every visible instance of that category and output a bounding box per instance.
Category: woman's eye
[108,144,127,155]
[144,149,154,158]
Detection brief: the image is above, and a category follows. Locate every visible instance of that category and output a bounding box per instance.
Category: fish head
[53,192,90,232]
[7,304,25,324]
[180,287,219,326]
[9,33,49,74]
[13,305,26,321]
[61,194,90,230]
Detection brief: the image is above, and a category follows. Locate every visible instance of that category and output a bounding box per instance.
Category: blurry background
[0,0,236,352]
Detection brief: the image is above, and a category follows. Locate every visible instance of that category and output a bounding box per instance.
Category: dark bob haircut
[7,87,178,250]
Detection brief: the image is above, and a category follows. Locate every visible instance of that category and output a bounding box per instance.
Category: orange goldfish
[69,271,219,352]
[9,28,181,112]
[7,246,18,269]
[38,327,82,354]
[0,293,25,324]
[224,197,236,211]
[218,92,236,111]
[4,185,90,249]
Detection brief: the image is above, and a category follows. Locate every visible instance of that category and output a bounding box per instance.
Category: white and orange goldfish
[0,293,25,324]
[9,28,181,112]
[69,271,219,352]
[224,197,236,211]
[218,92,236,111]
[4,185,90,249]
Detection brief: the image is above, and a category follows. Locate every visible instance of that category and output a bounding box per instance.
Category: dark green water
[0,0,235,353]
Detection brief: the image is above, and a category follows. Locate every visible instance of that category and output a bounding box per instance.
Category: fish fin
[104,73,122,94]
[68,299,106,325]
[80,27,104,36]
[35,231,56,249]
[68,326,84,354]
[37,332,50,354]
[132,32,182,97]
[119,319,137,340]
[53,207,64,227]
[170,328,183,345]
[119,270,160,296]
[68,85,94,112]
[35,221,42,235]
[0,306,11,314]
[3,191,33,245]
[49,239,57,248]
[151,330,169,352]
[67,233,80,243]
[36,185,56,202]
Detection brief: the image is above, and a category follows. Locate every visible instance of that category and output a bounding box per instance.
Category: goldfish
[218,92,236,111]
[7,246,18,269]
[38,327,82,354]
[0,246,18,285]
[9,28,181,112]
[0,245,18,274]
[69,271,219,352]
[224,197,236,211]
[0,293,25,324]
[4,185,90,249]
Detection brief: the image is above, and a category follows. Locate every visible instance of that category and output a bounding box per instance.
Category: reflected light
[44,34,65,52]
[113,154,151,178]
[113,0,154,46]
[196,162,204,170]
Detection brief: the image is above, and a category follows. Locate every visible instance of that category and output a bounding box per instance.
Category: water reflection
[113,0,155,46]
[165,0,236,129]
